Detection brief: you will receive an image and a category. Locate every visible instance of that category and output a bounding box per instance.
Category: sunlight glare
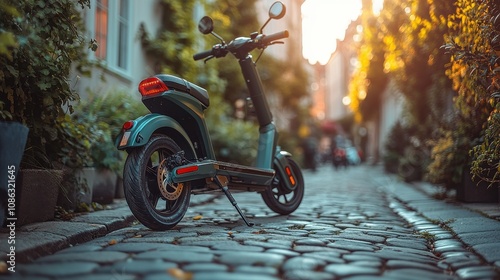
[302,0,362,65]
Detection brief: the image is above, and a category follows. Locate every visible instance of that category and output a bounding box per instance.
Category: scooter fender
[273,150,299,191]
[116,113,195,153]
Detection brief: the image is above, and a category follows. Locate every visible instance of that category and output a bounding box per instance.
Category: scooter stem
[239,55,273,126]
[239,55,278,169]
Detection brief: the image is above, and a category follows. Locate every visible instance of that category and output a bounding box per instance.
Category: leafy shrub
[0,0,93,168]
[73,90,148,173]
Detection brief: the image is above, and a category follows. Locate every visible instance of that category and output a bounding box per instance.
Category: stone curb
[1,195,219,264]
[382,173,500,267]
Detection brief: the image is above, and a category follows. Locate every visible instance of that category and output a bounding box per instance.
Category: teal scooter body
[116,1,304,230]
[116,75,216,162]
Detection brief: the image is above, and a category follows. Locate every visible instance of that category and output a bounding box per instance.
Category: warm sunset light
[301,0,384,65]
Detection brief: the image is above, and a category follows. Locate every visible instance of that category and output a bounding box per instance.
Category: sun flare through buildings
[301,0,384,65]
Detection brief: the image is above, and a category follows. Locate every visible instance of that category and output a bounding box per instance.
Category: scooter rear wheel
[261,158,304,215]
[123,134,191,230]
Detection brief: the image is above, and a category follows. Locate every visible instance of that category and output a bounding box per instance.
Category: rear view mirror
[269,1,286,19]
[198,16,214,35]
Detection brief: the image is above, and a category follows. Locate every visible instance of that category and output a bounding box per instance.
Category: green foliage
[351,0,455,182]
[442,0,499,185]
[205,93,258,165]
[348,7,388,123]
[73,91,148,173]
[56,114,94,169]
[426,127,472,188]
[384,121,431,182]
[0,0,94,168]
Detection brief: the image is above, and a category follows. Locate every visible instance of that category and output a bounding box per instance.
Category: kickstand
[213,176,254,227]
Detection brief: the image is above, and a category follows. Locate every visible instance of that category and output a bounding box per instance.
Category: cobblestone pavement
[3,164,500,279]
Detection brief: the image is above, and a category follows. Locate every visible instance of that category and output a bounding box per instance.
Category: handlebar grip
[193,49,213,61]
[261,30,289,45]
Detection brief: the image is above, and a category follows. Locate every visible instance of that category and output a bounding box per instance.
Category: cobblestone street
[3,164,500,279]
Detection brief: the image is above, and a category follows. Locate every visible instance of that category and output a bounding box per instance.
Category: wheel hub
[157,159,184,200]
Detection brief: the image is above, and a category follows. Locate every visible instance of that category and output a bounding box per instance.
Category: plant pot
[17,169,63,226]
[92,169,117,204]
[57,167,95,211]
[456,170,499,203]
[0,122,29,226]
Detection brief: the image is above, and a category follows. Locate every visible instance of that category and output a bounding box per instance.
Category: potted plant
[0,103,29,226]
[73,90,148,203]
[55,114,97,212]
[0,0,95,223]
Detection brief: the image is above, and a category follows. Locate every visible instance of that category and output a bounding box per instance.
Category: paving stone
[294,238,327,246]
[471,243,500,264]
[382,268,458,280]
[450,217,500,235]
[192,271,279,280]
[343,253,383,262]
[18,262,99,277]
[3,231,69,263]
[216,251,285,267]
[34,251,129,264]
[57,244,103,254]
[455,266,500,279]
[327,240,378,252]
[337,232,386,244]
[282,256,327,271]
[210,243,264,252]
[233,265,278,275]
[302,251,346,264]
[62,274,136,280]
[386,260,441,272]
[182,263,228,272]
[324,263,380,277]
[282,270,334,280]
[265,248,301,257]
[99,259,177,275]
[348,260,383,268]
[385,238,429,251]
[135,250,214,263]
[177,238,239,247]
[142,272,177,280]
[243,240,291,250]
[103,242,173,253]
[292,245,340,253]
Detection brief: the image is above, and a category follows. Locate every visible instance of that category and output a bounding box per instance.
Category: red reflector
[122,121,134,130]
[176,165,199,175]
[138,77,169,96]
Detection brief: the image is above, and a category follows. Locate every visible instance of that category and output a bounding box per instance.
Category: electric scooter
[116,1,304,230]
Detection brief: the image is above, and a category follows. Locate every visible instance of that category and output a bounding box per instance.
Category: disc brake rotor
[157,158,184,200]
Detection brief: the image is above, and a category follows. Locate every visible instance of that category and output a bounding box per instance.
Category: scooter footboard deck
[171,160,275,186]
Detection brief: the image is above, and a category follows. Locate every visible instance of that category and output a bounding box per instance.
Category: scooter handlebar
[260,30,289,45]
[193,49,213,61]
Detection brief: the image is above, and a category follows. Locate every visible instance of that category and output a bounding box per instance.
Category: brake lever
[203,55,215,64]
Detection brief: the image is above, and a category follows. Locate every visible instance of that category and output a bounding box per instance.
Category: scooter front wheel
[123,134,191,230]
[261,158,304,215]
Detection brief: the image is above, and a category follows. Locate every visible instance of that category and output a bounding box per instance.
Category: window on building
[117,0,129,69]
[90,0,131,75]
[95,0,108,60]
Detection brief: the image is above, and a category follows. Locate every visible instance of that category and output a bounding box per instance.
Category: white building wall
[379,79,404,156]
[75,0,163,99]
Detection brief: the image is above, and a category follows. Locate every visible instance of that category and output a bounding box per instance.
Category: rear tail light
[122,120,134,130]
[138,77,169,96]
[176,165,199,175]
